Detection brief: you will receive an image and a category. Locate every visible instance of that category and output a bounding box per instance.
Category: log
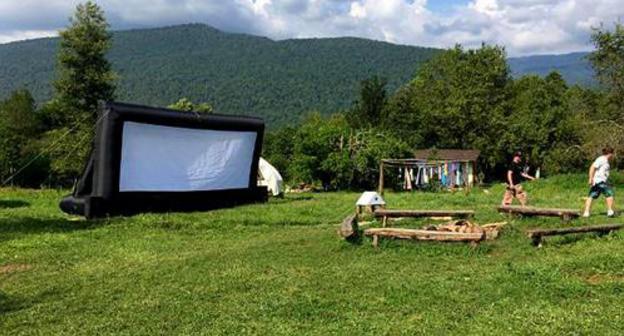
[364,228,484,244]
[374,209,475,218]
[526,224,623,246]
[497,206,580,219]
[338,214,358,239]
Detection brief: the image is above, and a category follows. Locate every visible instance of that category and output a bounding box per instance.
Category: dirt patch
[0,263,32,275]
[583,273,624,285]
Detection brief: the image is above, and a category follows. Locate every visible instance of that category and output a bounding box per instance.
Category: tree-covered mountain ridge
[0,23,593,126]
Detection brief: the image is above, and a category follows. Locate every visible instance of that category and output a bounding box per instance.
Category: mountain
[0,24,439,126]
[508,52,593,86]
[0,24,595,127]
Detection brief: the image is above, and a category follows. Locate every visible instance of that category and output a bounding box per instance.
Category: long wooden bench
[526,224,623,246]
[497,206,580,222]
[364,228,484,247]
[373,209,475,227]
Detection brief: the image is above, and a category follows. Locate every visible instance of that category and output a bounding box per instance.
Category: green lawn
[2,174,624,335]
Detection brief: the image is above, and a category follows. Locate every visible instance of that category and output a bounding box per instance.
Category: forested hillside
[0,24,592,127]
[508,52,593,85]
[0,24,439,126]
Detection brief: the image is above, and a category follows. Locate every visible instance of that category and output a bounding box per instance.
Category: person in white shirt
[583,146,615,217]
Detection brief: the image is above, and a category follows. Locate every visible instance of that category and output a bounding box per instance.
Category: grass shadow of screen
[0,216,109,241]
[0,199,30,209]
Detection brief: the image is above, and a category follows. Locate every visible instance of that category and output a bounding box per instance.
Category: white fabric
[119,122,257,192]
[356,192,385,206]
[592,155,610,185]
[258,157,283,196]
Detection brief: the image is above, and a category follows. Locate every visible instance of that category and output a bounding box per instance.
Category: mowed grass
[2,174,624,335]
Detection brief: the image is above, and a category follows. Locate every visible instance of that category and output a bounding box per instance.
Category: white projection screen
[119,121,257,192]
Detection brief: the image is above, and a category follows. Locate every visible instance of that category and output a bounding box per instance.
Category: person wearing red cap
[502,151,536,206]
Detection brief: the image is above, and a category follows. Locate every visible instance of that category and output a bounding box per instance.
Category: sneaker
[582,212,590,218]
[607,210,615,217]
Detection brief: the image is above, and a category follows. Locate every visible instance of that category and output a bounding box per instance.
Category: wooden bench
[373,209,475,227]
[364,228,484,247]
[526,224,623,246]
[497,206,580,222]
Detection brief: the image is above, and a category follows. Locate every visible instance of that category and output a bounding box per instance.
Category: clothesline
[377,158,479,194]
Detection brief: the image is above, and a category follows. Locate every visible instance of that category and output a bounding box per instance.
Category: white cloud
[0,30,58,44]
[0,0,623,55]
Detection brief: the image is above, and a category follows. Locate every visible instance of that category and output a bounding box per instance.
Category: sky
[0,0,622,56]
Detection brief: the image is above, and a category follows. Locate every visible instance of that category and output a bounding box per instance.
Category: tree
[0,89,47,186]
[500,72,585,174]
[286,112,409,190]
[45,1,116,182]
[54,1,116,124]
[346,76,388,129]
[168,98,213,113]
[390,44,511,173]
[589,23,624,114]
[262,126,297,180]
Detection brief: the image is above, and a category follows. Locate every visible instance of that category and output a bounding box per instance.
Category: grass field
[2,174,624,335]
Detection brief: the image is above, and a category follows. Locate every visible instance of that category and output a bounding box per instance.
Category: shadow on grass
[0,199,30,209]
[0,291,27,315]
[269,195,314,204]
[0,216,108,241]
[0,288,61,316]
[548,232,611,246]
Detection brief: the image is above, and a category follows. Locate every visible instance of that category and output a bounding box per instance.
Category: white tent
[258,157,283,196]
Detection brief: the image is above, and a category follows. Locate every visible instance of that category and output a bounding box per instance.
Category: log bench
[373,209,475,227]
[497,206,580,222]
[526,224,623,246]
[364,228,484,247]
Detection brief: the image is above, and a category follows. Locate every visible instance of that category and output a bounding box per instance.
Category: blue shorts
[589,182,614,199]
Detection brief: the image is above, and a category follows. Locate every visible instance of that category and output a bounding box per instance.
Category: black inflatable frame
[60,101,267,218]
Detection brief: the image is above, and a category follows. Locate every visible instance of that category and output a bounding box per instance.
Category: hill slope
[0,24,439,126]
[508,52,593,85]
[0,24,594,126]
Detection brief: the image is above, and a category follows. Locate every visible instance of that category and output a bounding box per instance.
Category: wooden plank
[378,161,384,195]
[364,228,484,242]
[497,206,580,218]
[374,209,475,218]
[527,224,623,237]
[526,224,623,246]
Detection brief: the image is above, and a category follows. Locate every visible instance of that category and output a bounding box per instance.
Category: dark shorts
[589,182,614,199]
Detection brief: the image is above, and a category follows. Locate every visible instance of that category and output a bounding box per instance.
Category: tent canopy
[258,157,283,196]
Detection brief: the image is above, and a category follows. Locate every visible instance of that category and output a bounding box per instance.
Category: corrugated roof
[413,149,480,162]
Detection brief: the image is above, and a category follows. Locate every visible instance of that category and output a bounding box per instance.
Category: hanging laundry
[404,168,412,190]
[449,165,455,187]
[467,162,474,186]
[414,166,422,186]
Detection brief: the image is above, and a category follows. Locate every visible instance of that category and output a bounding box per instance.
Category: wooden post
[378,161,385,195]
[372,235,379,248]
